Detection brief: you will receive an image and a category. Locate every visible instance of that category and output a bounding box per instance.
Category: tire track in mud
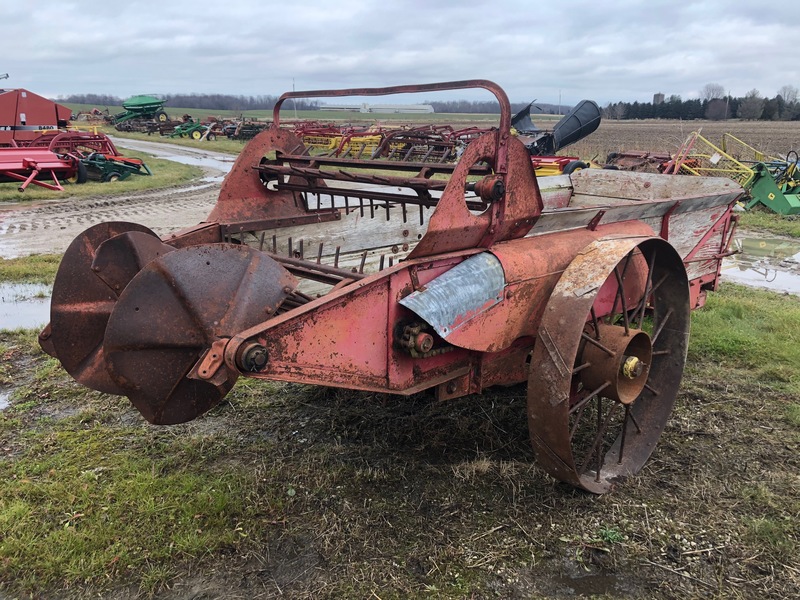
[0,185,219,258]
[0,139,233,258]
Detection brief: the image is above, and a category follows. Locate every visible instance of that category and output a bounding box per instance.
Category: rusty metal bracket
[660,201,681,240]
[435,370,473,401]
[191,339,229,381]
[587,210,606,231]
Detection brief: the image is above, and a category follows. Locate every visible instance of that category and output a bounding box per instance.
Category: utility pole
[293,78,298,119]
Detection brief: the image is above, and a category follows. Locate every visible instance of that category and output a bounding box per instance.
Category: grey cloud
[2,0,796,105]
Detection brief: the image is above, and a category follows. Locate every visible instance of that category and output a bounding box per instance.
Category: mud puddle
[109,137,236,176]
[0,282,51,330]
[722,236,800,294]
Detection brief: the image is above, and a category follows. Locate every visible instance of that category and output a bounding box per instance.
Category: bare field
[567,119,800,163]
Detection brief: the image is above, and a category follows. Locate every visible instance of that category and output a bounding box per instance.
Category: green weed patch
[0,254,61,284]
[689,283,800,394]
[739,208,800,239]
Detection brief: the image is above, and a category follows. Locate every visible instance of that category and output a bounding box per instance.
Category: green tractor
[169,120,216,141]
[668,132,800,215]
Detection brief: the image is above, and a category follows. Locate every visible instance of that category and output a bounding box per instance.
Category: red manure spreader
[40,81,742,493]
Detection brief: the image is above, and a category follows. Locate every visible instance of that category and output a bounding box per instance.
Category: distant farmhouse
[322,103,434,114]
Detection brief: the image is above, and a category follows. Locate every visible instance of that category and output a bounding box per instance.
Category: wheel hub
[580,324,652,405]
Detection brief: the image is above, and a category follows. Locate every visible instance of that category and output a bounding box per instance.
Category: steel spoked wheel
[528,238,690,493]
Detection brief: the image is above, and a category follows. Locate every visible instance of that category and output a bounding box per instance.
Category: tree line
[60,93,320,111]
[61,93,543,115]
[60,84,800,121]
[603,84,800,121]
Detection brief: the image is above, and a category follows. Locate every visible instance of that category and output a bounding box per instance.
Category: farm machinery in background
[603,151,673,173]
[144,114,261,140]
[0,88,71,146]
[0,88,150,190]
[158,116,270,141]
[286,98,602,175]
[72,107,113,125]
[294,121,487,162]
[104,90,602,167]
[511,98,602,175]
[222,120,270,140]
[111,95,169,131]
[663,132,800,215]
[604,131,800,216]
[0,145,84,191]
[40,80,743,494]
[0,131,151,191]
[165,115,227,141]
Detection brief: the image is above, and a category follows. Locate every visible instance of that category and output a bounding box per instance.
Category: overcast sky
[2,0,795,107]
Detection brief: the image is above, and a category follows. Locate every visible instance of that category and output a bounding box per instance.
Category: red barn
[0,88,71,146]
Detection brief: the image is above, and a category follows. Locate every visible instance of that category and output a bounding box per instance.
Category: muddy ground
[0,139,229,259]
[1,330,799,599]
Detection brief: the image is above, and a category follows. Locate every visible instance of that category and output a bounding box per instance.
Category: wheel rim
[528,237,690,493]
[192,130,202,140]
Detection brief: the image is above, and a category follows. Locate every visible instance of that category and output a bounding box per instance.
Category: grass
[689,284,800,394]
[0,254,61,284]
[1,281,800,598]
[787,403,800,426]
[108,127,247,155]
[0,150,203,202]
[1,424,260,593]
[738,206,800,238]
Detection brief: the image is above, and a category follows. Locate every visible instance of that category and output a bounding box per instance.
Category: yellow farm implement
[664,131,800,215]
